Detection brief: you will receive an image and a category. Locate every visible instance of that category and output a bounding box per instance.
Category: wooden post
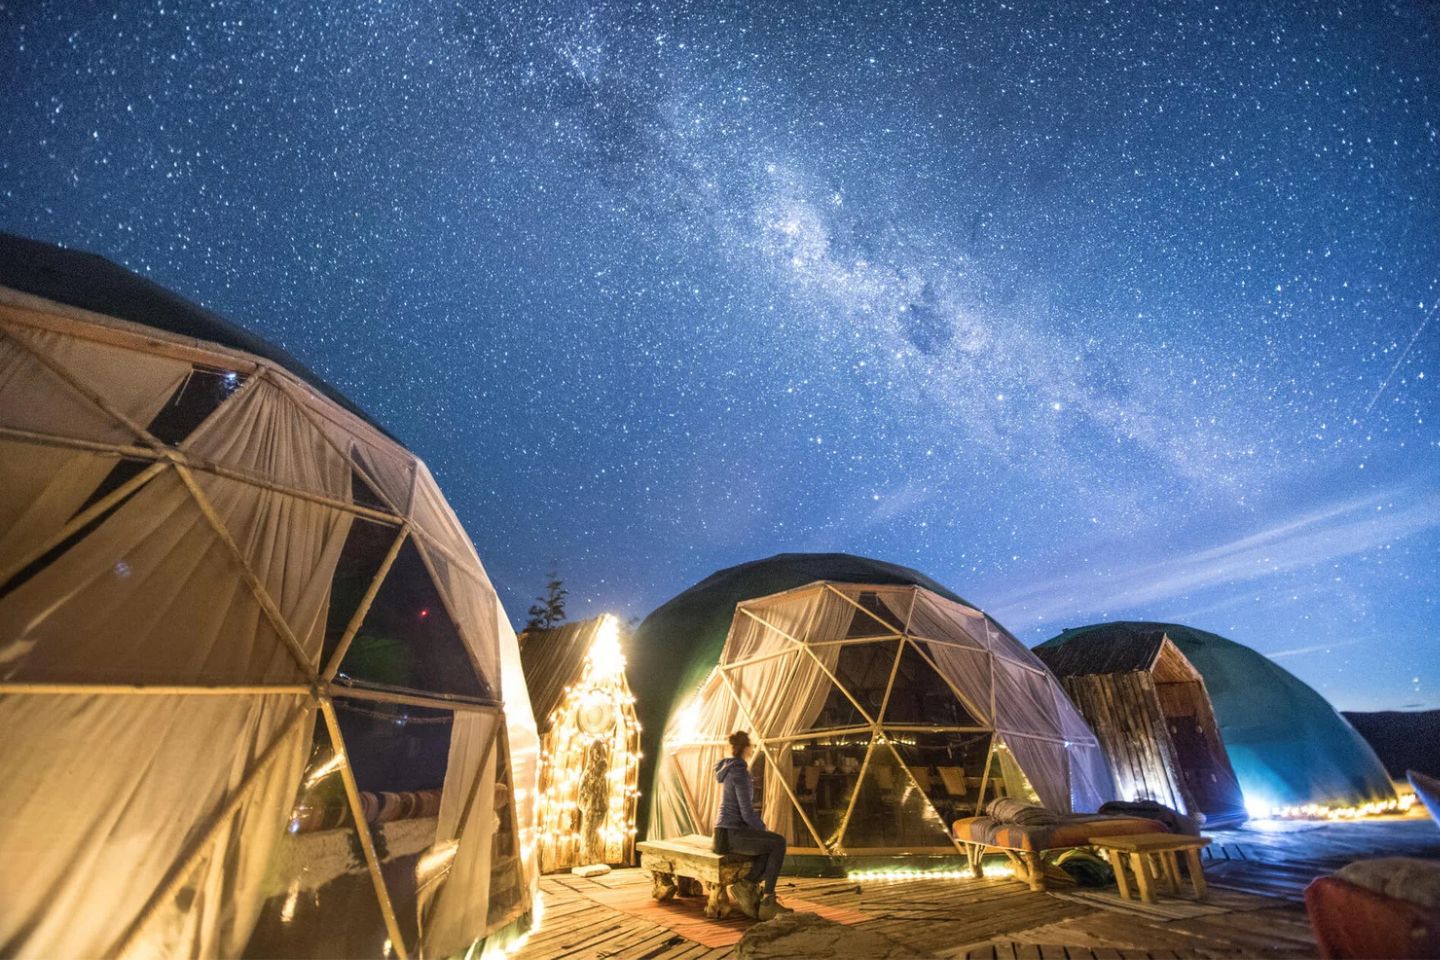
[1185,847,1208,900]
[1106,849,1132,900]
[1130,851,1156,904]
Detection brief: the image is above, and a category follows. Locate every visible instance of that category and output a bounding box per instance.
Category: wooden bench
[637,834,756,918]
[1089,833,1211,904]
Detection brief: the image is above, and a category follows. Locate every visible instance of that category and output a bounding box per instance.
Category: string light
[1249,792,1416,821]
[533,615,643,872]
[847,863,1015,881]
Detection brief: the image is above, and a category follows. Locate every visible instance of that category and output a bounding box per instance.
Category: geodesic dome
[1039,622,1396,815]
[652,581,1113,856]
[0,234,538,959]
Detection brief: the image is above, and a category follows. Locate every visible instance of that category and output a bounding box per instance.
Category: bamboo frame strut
[174,463,317,680]
[904,637,993,729]
[0,422,407,528]
[413,530,498,698]
[106,699,313,958]
[802,634,905,650]
[719,645,804,671]
[267,370,408,518]
[832,641,898,846]
[735,606,809,649]
[0,424,156,458]
[0,324,171,453]
[330,682,503,715]
[833,739,879,850]
[0,458,168,588]
[715,668,830,854]
[321,699,410,960]
[0,682,314,696]
[188,457,404,526]
[821,582,910,635]
[0,295,265,377]
[975,743,998,813]
[323,525,410,679]
[872,733,969,856]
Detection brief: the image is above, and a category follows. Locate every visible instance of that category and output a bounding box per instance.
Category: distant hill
[1341,709,1440,779]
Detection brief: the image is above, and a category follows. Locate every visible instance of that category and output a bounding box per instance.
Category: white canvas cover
[0,288,537,959]
[654,581,1112,854]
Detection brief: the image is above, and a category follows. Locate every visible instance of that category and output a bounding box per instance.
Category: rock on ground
[735,912,931,959]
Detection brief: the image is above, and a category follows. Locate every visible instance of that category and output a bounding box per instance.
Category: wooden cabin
[519,615,641,873]
[1036,631,1247,826]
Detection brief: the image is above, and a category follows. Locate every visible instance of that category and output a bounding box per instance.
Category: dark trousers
[717,827,786,895]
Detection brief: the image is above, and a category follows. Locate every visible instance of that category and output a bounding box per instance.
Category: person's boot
[730,878,760,919]
[757,894,792,920]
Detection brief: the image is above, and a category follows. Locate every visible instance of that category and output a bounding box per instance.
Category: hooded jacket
[714,756,766,831]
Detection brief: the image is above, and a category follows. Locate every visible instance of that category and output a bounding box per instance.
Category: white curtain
[185,375,351,503]
[909,591,989,648]
[655,670,740,838]
[921,642,994,726]
[0,325,191,443]
[419,709,506,957]
[494,600,540,896]
[190,471,354,669]
[808,587,870,643]
[0,328,188,569]
[0,693,309,959]
[998,733,1071,812]
[723,588,815,661]
[272,377,416,515]
[0,472,303,684]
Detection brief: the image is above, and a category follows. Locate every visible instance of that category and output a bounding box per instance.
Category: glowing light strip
[1249,792,1416,821]
[847,862,1015,882]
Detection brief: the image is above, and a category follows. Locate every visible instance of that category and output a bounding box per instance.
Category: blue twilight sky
[2,1,1436,710]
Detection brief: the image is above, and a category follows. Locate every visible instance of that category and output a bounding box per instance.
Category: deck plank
[513,817,1437,960]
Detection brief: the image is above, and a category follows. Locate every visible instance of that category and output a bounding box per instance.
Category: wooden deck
[512,816,1438,959]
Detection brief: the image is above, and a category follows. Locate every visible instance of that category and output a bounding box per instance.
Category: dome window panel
[334,538,491,701]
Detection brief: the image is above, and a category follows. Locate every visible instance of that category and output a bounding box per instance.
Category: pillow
[1335,857,1440,911]
[986,797,1060,826]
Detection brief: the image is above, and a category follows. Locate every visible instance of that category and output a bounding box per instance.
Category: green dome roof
[630,552,968,833]
[1037,621,1395,812]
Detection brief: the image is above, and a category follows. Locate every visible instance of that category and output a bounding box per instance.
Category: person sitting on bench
[714,730,793,920]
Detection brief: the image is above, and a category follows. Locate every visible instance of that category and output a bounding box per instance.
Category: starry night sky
[3,1,1436,710]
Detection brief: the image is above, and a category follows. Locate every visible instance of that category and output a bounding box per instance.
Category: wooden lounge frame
[957,836,1084,893]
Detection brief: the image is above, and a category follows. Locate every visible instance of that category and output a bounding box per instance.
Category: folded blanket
[1098,799,1201,836]
[986,797,1060,826]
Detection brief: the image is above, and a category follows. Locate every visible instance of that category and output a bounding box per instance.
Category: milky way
[2,1,1436,709]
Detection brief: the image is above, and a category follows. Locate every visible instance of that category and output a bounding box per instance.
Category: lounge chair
[954,804,1172,891]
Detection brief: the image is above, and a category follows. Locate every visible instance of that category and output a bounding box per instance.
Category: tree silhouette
[525,567,567,631]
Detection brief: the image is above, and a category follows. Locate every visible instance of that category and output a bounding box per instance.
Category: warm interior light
[532,615,641,873]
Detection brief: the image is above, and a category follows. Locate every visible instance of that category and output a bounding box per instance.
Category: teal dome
[630,553,968,834]
[1037,622,1395,812]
